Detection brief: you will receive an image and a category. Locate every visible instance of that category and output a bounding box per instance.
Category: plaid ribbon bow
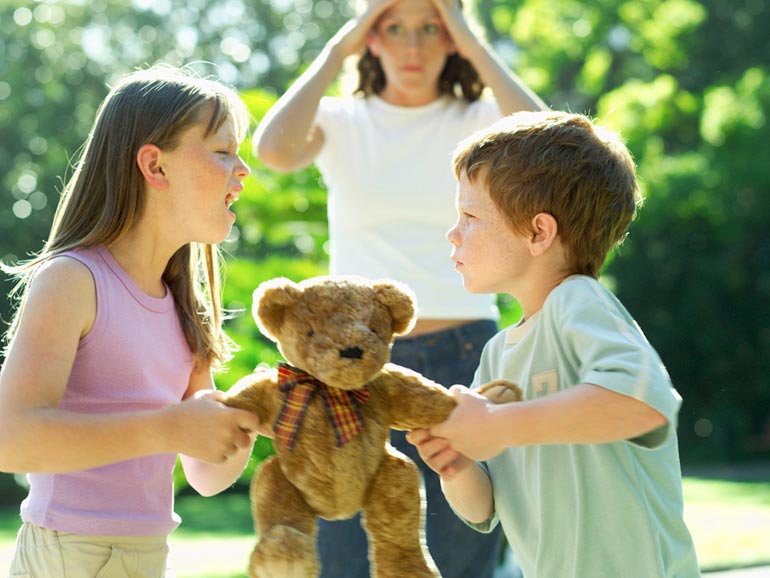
[273,362,371,450]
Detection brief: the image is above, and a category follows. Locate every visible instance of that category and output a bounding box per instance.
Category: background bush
[1,0,768,502]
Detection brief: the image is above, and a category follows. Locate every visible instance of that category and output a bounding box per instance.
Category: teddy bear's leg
[248,456,319,578]
[361,449,441,578]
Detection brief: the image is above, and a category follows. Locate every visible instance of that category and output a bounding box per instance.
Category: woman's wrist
[324,34,354,71]
[454,33,493,67]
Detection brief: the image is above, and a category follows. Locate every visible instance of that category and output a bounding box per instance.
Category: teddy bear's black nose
[340,346,364,360]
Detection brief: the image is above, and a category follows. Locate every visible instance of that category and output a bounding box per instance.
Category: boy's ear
[136,144,168,189]
[529,212,559,256]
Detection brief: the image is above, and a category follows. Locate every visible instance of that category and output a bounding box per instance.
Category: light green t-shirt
[468,276,701,578]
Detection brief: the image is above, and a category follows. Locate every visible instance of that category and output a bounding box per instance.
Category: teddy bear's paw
[249,525,318,578]
[477,379,523,404]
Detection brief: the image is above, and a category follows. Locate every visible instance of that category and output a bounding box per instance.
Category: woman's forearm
[254,1,401,170]
[253,42,346,172]
[462,39,547,114]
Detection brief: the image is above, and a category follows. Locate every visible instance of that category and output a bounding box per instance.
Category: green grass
[167,493,254,578]
[682,476,770,572]
[2,474,769,577]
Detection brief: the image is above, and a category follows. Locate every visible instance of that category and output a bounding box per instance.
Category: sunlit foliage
[1,0,769,501]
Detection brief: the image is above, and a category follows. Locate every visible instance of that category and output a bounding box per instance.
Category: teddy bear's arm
[476,379,523,404]
[376,363,457,431]
[221,368,282,426]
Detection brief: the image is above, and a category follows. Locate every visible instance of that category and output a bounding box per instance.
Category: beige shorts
[7,523,173,578]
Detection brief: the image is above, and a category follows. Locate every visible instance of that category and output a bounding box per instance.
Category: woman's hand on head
[330,0,400,58]
[428,0,477,57]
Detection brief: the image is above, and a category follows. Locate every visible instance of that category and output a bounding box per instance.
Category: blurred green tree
[1,0,769,504]
[471,0,770,462]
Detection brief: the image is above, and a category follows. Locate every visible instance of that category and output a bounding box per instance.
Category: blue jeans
[317,320,505,578]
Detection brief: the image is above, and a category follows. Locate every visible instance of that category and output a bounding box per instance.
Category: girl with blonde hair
[0,65,261,577]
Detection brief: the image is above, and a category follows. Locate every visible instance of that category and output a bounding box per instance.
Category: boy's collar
[505,311,541,345]
[503,274,589,345]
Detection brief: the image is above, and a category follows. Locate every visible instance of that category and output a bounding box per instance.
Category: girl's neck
[106,236,173,298]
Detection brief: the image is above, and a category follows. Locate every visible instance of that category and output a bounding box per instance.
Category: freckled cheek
[202,158,231,182]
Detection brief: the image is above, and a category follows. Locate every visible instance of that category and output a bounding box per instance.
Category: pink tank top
[21,245,194,536]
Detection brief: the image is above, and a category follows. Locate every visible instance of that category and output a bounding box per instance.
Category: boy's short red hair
[453,111,642,278]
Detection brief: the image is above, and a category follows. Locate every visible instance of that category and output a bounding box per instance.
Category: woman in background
[254,0,547,575]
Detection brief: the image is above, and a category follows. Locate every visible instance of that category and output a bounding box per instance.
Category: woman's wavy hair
[354,51,484,101]
[3,65,249,369]
[351,0,485,101]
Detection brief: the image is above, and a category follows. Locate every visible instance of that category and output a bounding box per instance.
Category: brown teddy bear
[223,275,521,578]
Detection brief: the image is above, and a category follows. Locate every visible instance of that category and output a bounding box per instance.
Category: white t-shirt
[315,94,501,320]
[467,276,701,578]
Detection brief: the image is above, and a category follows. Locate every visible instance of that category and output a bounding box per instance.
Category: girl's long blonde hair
[3,65,249,369]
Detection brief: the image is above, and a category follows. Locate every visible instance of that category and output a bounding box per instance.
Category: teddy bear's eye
[307,329,315,338]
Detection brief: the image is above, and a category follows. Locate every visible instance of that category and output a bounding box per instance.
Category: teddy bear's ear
[373,281,416,336]
[252,278,302,341]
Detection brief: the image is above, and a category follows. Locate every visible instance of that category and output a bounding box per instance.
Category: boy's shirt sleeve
[554,278,682,448]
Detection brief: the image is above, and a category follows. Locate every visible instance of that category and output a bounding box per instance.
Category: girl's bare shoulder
[26,255,97,335]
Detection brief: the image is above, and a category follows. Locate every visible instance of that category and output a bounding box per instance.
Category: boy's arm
[407,428,494,525]
[431,383,666,462]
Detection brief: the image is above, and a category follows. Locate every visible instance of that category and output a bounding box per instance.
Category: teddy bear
[223,275,521,578]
